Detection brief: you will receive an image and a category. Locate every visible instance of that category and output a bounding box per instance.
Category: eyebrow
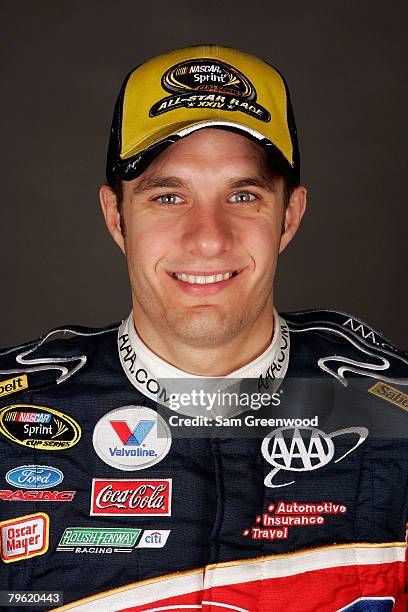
[132,174,277,194]
[228,177,277,192]
[132,176,186,194]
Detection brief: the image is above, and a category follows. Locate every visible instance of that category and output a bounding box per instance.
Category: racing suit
[0,309,407,612]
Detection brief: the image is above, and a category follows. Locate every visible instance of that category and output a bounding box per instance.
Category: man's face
[101,128,305,347]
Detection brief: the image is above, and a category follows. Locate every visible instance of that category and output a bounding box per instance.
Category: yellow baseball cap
[106,44,300,183]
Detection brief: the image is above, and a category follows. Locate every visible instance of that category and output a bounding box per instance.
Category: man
[0,45,407,612]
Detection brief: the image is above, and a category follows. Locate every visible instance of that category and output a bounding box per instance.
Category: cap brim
[115,119,297,182]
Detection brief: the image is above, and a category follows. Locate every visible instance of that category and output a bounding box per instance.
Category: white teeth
[174,272,234,284]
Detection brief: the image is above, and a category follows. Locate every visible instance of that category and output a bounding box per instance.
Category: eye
[155,194,184,206]
[228,191,257,204]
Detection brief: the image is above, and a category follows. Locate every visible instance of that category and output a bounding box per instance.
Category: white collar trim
[118,310,290,416]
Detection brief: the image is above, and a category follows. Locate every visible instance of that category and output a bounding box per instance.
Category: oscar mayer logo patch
[0,512,49,563]
[90,479,172,516]
[149,58,270,122]
[0,405,81,450]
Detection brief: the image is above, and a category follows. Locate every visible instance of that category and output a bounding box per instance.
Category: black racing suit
[0,309,407,611]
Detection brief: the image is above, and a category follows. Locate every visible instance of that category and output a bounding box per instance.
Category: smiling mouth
[171,271,240,284]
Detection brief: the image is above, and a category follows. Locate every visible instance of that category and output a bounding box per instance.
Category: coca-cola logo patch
[90,479,172,516]
[149,58,270,122]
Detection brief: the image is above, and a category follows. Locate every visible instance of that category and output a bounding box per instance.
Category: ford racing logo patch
[5,465,64,489]
[6,465,64,489]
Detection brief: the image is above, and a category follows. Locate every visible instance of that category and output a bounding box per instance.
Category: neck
[131,309,275,376]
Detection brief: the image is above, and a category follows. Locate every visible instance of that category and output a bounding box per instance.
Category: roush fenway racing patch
[90,479,172,516]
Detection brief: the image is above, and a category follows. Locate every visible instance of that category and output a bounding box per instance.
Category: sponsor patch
[0,490,75,502]
[368,381,408,412]
[0,404,81,450]
[137,529,170,548]
[149,58,270,121]
[56,527,170,553]
[0,512,49,563]
[261,426,368,488]
[0,375,28,398]
[242,500,348,542]
[92,406,171,471]
[5,465,64,489]
[90,479,171,516]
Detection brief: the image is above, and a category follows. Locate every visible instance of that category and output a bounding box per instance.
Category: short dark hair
[109,149,299,235]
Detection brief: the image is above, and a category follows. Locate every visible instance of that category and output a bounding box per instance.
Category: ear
[99,184,125,254]
[279,185,307,254]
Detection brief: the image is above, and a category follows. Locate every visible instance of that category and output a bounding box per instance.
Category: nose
[180,202,234,259]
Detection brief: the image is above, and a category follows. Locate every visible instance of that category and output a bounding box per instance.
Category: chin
[166,311,244,347]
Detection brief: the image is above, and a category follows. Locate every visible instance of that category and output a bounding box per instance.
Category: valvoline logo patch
[92,406,171,471]
[110,420,155,446]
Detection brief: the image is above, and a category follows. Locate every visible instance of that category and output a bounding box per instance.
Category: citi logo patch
[368,381,408,412]
[138,529,170,548]
[93,406,171,471]
[0,512,49,563]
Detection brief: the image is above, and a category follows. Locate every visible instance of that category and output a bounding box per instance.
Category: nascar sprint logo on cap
[149,58,270,122]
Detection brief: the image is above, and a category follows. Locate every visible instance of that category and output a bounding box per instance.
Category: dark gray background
[1,1,407,347]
